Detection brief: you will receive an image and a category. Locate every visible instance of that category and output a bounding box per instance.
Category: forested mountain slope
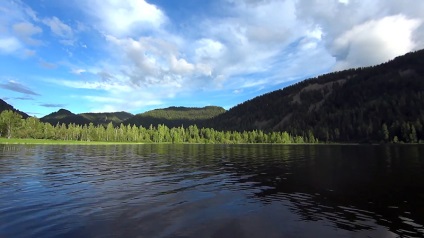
[124,106,226,128]
[0,99,29,118]
[207,49,424,143]
[41,109,91,126]
[80,112,133,126]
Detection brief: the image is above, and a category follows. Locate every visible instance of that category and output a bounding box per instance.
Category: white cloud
[54,0,330,112]
[47,0,424,112]
[332,14,421,70]
[0,37,22,54]
[104,35,206,89]
[170,55,195,75]
[295,0,424,71]
[195,39,226,60]
[85,0,166,37]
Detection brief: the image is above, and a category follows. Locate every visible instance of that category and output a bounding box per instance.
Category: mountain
[80,111,133,126]
[40,106,225,128]
[0,99,30,118]
[41,109,91,126]
[124,106,226,128]
[207,49,424,143]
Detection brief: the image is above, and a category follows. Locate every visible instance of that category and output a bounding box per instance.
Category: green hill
[124,106,226,128]
[207,49,424,143]
[40,109,91,126]
[80,111,133,126]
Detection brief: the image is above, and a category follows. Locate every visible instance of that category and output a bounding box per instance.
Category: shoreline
[1,138,422,145]
[0,138,145,145]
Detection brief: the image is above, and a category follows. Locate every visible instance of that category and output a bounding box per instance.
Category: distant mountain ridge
[124,106,226,128]
[40,109,133,126]
[80,111,133,126]
[38,106,225,127]
[40,109,91,125]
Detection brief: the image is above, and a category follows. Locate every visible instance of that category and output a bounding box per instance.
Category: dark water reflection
[1,144,424,237]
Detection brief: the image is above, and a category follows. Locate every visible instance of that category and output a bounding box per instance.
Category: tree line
[0,110,317,144]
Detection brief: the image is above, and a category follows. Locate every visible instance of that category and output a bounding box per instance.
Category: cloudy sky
[0,0,423,116]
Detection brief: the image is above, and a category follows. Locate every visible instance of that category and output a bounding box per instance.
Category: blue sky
[1,0,423,117]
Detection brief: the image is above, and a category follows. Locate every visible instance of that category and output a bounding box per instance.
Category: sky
[0,0,423,117]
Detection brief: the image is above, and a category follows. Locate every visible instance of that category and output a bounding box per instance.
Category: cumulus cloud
[51,0,424,112]
[332,15,421,70]
[104,35,202,88]
[295,0,424,70]
[0,80,40,96]
[85,0,166,37]
[63,0,309,111]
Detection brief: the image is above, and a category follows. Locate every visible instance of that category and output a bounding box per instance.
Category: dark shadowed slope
[207,49,424,143]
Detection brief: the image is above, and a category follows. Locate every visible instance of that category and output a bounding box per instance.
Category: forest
[0,110,316,144]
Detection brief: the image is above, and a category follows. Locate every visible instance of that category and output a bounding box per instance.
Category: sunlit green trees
[0,111,321,144]
[0,110,22,139]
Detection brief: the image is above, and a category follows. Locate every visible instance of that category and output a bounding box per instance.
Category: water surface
[1,144,424,237]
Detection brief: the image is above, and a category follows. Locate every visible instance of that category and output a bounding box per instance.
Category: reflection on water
[1,144,424,237]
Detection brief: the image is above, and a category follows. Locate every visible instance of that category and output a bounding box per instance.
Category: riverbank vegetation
[0,110,317,144]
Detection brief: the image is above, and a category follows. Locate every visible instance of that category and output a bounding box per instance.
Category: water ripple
[1,144,424,237]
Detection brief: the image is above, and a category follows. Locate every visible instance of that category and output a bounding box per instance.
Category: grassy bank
[0,138,144,145]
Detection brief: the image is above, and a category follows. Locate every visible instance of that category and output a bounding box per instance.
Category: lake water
[1,144,424,238]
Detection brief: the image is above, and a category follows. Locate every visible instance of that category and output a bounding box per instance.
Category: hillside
[0,99,29,118]
[124,106,226,128]
[207,49,424,143]
[80,111,133,126]
[41,109,91,126]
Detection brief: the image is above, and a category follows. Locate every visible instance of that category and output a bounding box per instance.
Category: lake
[1,144,424,238]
